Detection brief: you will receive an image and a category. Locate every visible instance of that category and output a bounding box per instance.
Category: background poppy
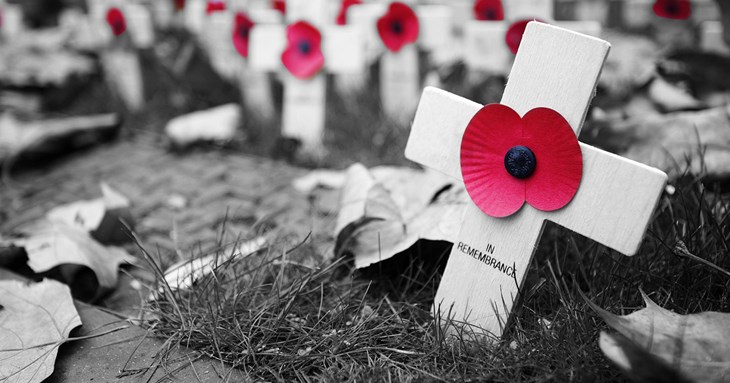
[474,0,504,21]
[106,7,126,36]
[233,12,254,59]
[281,21,325,79]
[377,2,419,53]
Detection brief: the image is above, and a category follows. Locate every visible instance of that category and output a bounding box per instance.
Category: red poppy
[232,12,254,58]
[653,0,691,19]
[174,0,186,11]
[281,21,325,79]
[473,0,504,21]
[206,0,226,14]
[337,0,362,25]
[460,104,583,218]
[377,2,419,53]
[273,0,286,15]
[505,19,541,54]
[106,7,126,36]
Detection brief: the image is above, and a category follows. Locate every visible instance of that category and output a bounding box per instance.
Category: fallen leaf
[165,104,241,147]
[46,182,134,244]
[4,220,136,291]
[599,331,693,383]
[0,279,82,383]
[648,77,704,112]
[586,291,730,383]
[334,163,467,268]
[0,113,120,163]
[153,236,267,298]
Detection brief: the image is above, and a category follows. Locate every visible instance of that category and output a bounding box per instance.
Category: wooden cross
[248,21,365,150]
[464,0,554,74]
[125,3,155,49]
[405,22,667,337]
[701,21,730,54]
[464,1,601,75]
[203,8,240,80]
[0,1,23,39]
[231,6,282,121]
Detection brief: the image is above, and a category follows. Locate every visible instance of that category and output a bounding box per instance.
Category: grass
[7,24,728,382]
[136,161,729,382]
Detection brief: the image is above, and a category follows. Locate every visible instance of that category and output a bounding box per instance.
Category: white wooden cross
[464,1,600,75]
[203,8,239,80]
[230,6,281,121]
[701,20,730,55]
[248,21,365,150]
[99,5,145,113]
[0,1,23,40]
[405,22,667,337]
[377,2,421,123]
[463,0,555,74]
[125,3,156,49]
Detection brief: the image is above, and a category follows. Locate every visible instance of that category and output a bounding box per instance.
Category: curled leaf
[586,291,730,383]
[0,279,82,383]
[5,221,136,292]
[334,163,467,268]
[153,236,267,299]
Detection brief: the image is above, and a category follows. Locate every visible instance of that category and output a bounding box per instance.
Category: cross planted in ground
[248,15,364,150]
[405,22,668,337]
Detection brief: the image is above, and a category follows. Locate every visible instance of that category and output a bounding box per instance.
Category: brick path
[1,138,337,263]
[0,137,342,381]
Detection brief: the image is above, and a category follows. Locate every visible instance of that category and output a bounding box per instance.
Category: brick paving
[0,137,343,381]
[0,137,337,264]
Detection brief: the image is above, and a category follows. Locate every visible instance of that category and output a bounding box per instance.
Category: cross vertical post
[405,22,667,337]
[249,20,365,150]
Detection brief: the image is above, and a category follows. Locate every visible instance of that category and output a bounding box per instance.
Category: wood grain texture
[405,22,668,336]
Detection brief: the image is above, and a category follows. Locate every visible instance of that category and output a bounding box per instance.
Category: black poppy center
[390,20,403,35]
[238,26,250,38]
[298,40,312,54]
[504,146,536,179]
[483,8,497,20]
[665,2,679,15]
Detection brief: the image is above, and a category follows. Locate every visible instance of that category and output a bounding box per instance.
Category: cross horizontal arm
[406,22,610,179]
[249,24,364,74]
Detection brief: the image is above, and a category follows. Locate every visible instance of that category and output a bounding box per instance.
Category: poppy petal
[337,0,362,25]
[652,0,691,19]
[206,0,226,14]
[473,0,504,21]
[282,48,325,79]
[461,104,527,218]
[106,7,126,36]
[273,0,286,15]
[521,108,582,212]
[232,12,254,58]
[505,19,540,54]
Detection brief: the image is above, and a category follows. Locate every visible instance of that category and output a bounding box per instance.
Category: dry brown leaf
[587,291,730,383]
[46,182,133,244]
[0,279,82,383]
[334,164,467,269]
[152,236,267,299]
[6,220,136,290]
